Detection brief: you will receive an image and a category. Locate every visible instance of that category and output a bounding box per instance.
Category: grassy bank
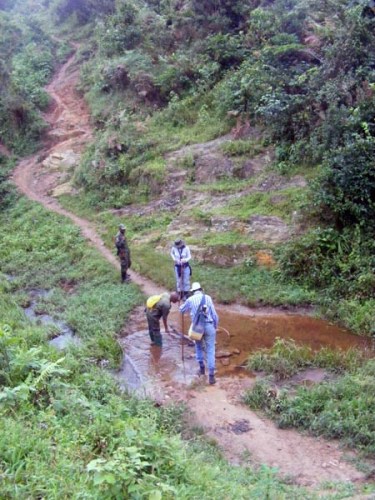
[244,340,375,458]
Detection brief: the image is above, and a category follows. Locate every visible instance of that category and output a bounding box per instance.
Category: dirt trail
[11,47,373,489]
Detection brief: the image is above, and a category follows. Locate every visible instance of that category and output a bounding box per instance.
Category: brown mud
[11,46,374,489]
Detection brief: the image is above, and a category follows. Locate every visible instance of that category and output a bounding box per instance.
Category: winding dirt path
[11,46,374,490]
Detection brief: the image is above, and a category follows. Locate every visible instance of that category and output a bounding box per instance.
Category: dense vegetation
[0,4,60,153]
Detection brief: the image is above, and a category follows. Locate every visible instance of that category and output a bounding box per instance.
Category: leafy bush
[278,226,375,311]
[12,43,53,108]
[312,137,375,229]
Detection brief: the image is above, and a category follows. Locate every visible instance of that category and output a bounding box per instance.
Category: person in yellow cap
[179,282,219,384]
[115,224,131,283]
[145,291,179,347]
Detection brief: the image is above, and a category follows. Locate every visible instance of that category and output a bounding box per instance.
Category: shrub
[312,137,375,229]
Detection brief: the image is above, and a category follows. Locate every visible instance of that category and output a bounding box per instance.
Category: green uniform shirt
[149,292,171,320]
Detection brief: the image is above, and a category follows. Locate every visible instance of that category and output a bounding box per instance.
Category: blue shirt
[179,291,219,328]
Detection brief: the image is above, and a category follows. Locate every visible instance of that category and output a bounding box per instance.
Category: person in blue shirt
[179,282,219,384]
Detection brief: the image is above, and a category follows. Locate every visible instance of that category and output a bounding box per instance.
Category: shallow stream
[117,306,373,396]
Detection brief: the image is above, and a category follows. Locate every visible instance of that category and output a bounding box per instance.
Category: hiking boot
[208,374,216,385]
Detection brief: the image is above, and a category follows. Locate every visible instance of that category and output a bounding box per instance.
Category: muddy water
[118,306,372,396]
[204,308,373,377]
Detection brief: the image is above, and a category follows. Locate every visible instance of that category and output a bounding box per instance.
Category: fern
[33,358,69,388]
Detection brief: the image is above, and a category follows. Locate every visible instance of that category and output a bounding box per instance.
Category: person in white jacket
[170,238,192,300]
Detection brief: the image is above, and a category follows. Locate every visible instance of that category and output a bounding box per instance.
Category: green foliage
[52,0,115,25]
[0,10,57,152]
[12,42,53,108]
[312,137,375,229]
[0,155,18,210]
[278,226,374,334]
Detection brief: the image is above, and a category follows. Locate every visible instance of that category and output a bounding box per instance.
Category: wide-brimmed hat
[119,224,126,231]
[174,238,184,247]
[190,282,202,292]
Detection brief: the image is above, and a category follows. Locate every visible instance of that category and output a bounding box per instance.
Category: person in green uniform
[115,224,131,283]
[145,292,179,347]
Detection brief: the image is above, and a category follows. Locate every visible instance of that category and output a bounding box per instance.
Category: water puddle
[22,289,81,350]
[3,273,16,282]
[116,329,197,398]
[118,307,373,395]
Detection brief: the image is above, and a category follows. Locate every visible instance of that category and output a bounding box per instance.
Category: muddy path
[11,47,374,489]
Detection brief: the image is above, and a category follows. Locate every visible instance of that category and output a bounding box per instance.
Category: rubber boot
[209,372,216,385]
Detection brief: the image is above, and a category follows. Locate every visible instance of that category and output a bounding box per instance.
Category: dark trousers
[146,311,162,346]
[120,259,129,281]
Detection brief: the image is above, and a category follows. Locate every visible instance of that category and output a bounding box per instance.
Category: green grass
[0,198,143,365]
[56,194,314,307]
[246,338,365,380]
[220,139,265,157]
[216,187,306,222]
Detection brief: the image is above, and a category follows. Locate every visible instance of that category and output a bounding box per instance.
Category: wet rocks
[216,350,232,358]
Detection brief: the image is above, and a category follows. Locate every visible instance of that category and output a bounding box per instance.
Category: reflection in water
[119,307,373,393]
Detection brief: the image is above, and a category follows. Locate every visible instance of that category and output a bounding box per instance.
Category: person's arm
[162,316,169,333]
[162,306,171,333]
[179,300,190,314]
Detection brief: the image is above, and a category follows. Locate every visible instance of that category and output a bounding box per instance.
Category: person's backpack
[146,294,162,309]
[188,294,206,341]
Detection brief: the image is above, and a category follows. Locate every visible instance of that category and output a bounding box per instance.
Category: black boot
[209,373,216,385]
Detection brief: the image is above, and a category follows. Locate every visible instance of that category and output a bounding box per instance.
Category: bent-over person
[145,292,179,347]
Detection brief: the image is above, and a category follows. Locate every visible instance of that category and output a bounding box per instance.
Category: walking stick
[179,264,186,381]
